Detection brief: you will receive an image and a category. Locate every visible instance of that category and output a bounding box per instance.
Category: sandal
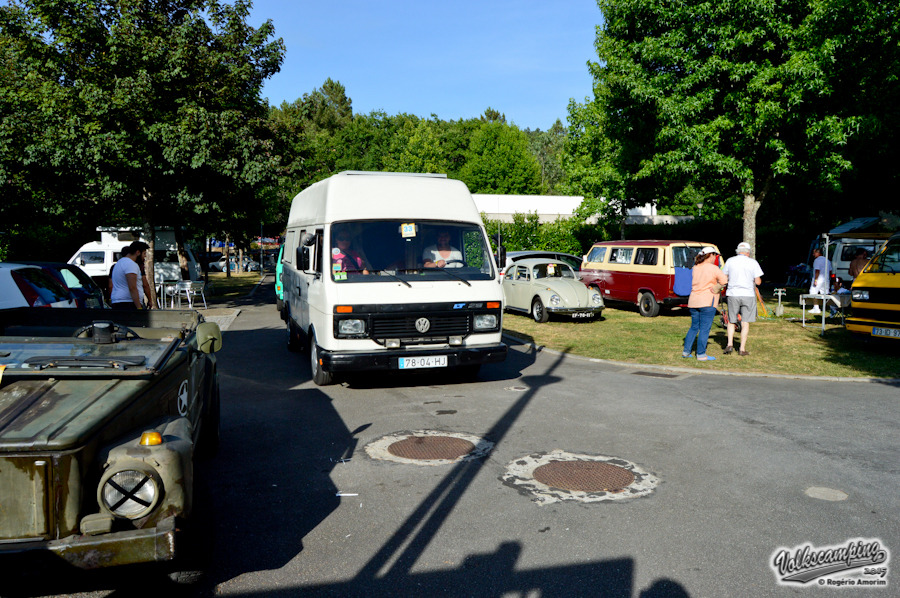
[723,346,734,355]
[739,350,750,356]
[696,355,717,361]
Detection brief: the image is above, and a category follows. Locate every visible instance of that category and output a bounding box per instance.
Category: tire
[531,297,550,323]
[287,316,304,352]
[310,332,334,386]
[638,292,660,317]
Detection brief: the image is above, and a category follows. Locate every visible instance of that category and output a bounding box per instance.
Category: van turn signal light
[140,432,163,446]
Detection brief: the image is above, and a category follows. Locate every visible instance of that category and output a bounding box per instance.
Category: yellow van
[580,240,719,317]
[847,232,900,339]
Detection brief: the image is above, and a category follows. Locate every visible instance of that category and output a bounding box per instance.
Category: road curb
[501,332,900,384]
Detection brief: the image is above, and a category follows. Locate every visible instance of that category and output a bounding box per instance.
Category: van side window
[635,248,658,265]
[587,247,607,263]
[78,251,106,265]
[609,248,633,264]
[314,229,324,273]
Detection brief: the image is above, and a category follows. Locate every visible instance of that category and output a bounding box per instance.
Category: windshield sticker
[177,380,189,416]
[401,223,416,238]
[332,247,340,255]
[334,271,347,281]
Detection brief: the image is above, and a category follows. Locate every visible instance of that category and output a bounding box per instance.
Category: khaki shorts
[726,296,757,323]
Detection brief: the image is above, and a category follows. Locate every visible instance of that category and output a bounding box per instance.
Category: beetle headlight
[549,294,561,305]
[99,466,160,519]
[474,314,497,330]
[338,319,366,334]
[592,293,602,305]
[851,290,869,301]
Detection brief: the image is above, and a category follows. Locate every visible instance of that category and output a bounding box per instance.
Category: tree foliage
[0,0,284,262]
[580,0,887,252]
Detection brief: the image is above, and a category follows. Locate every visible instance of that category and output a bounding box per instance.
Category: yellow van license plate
[872,327,900,338]
[399,356,448,369]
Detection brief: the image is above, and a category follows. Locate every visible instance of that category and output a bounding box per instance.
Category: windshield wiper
[374,270,412,287]
[421,267,472,287]
[24,355,147,370]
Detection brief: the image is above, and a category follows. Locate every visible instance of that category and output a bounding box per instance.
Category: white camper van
[283,171,507,385]
[69,228,200,287]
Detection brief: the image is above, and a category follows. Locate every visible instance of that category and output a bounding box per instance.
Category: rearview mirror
[196,322,223,354]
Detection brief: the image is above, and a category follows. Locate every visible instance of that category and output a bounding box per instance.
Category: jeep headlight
[474,314,497,330]
[592,293,602,305]
[99,466,160,519]
[549,294,561,305]
[338,319,366,334]
[851,290,869,301]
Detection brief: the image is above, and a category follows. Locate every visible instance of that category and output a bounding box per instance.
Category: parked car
[502,259,604,322]
[0,263,77,309]
[0,308,222,582]
[208,256,260,272]
[580,240,719,317]
[501,250,584,275]
[15,261,108,309]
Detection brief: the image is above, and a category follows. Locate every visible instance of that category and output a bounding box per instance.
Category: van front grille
[372,314,470,338]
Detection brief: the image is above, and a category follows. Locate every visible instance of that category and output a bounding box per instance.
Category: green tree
[1,0,283,274]
[527,119,568,194]
[460,120,542,194]
[587,0,864,252]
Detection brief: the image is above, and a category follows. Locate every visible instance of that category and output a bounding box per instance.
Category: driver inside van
[423,230,464,268]
[332,228,370,275]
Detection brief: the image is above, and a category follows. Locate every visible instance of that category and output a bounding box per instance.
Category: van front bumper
[318,342,508,372]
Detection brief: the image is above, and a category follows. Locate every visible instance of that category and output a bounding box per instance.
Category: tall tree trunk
[224,236,232,278]
[742,176,772,257]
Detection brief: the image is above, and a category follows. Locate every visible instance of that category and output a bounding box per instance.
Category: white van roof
[287,171,481,228]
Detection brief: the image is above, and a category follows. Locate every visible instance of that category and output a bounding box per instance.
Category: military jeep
[0,308,222,582]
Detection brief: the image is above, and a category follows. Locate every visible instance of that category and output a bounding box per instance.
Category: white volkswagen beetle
[502,258,604,323]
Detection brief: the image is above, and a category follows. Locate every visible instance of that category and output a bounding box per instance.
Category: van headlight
[474,314,497,330]
[338,319,366,334]
[851,290,869,301]
[549,294,561,305]
[99,466,161,519]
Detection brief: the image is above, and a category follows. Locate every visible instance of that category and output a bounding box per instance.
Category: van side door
[605,247,634,301]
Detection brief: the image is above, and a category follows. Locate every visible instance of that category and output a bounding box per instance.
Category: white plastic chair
[174,281,193,309]
[189,281,207,309]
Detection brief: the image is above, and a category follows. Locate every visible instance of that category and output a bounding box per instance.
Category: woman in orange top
[682,247,728,361]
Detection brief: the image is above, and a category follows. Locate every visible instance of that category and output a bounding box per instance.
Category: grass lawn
[502,288,900,379]
[204,272,264,301]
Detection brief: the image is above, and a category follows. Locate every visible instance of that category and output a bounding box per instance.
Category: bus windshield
[329,220,495,283]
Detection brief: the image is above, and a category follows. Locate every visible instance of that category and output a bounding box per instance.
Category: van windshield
[330,220,495,283]
[867,239,900,274]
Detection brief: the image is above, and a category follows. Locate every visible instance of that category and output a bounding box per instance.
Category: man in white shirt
[110,242,149,309]
[423,230,464,268]
[808,247,832,313]
[722,242,763,356]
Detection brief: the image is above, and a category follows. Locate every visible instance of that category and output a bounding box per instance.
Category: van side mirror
[298,246,311,271]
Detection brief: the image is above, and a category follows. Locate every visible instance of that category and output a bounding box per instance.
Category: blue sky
[248,1,603,131]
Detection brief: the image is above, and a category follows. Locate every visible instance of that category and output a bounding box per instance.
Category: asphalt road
[31,279,899,597]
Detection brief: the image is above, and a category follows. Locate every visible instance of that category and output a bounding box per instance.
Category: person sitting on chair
[331,228,370,276]
[423,230,463,268]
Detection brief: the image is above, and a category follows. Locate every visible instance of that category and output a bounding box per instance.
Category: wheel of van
[532,297,550,323]
[638,292,660,317]
[287,316,304,353]
[310,332,334,386]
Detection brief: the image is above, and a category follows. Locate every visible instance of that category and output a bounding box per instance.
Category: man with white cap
[722,242,763,356]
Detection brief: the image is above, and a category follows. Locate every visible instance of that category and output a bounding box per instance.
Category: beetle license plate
[398,356,448,369]
[872,327,900,339]
[572,312,594,319]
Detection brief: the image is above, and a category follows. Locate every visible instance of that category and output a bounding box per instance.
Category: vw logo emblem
[415,317,431,333]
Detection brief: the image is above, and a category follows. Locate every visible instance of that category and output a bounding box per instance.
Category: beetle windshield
[533,263,577,279]
[329,220,495,283]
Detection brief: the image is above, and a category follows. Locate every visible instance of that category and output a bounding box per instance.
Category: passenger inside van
[331,228,370,275]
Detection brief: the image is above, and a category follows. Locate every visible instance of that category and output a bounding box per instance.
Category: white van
[69,228,200,287]
[282,171,507,385]
[825,235,890,283]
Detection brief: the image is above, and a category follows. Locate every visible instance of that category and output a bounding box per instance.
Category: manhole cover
[388,436,476,460]
[501,450,660,504]
[366,431,494,465]
[533,460,635,493]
